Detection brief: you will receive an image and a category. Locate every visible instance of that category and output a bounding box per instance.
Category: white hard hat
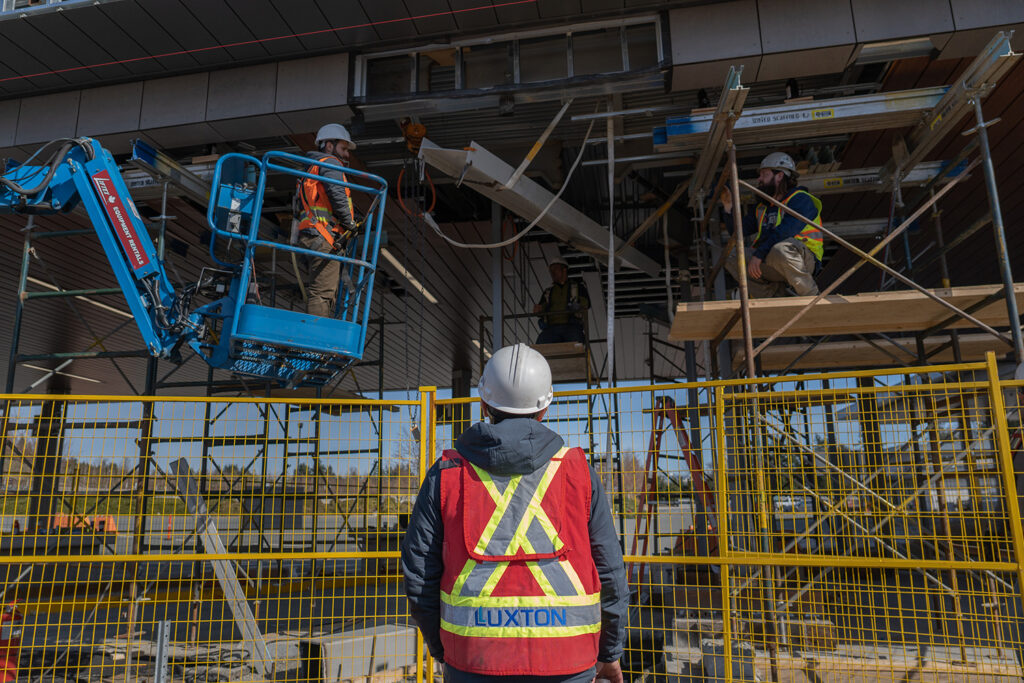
[315,123,356,149]
[479,344,553,414]
[549,257,569,268]
[760,151,796,177]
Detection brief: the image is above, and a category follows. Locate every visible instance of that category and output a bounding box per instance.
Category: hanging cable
[421,106,598,250]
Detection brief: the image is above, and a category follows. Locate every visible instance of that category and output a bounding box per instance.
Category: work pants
[298,230,339,317]
[725,237,819,298]
[536,322,585,345]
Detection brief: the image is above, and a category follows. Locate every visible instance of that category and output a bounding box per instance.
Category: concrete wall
[669,0,1024,90]
[0,52,351,157]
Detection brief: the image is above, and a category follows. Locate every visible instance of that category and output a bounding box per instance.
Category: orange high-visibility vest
[296,155,354,248]
[438,446,602,676]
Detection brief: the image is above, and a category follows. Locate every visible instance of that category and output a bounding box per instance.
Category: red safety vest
[438,446,602,676]
[754,189,824,260]
[296,155,354,249]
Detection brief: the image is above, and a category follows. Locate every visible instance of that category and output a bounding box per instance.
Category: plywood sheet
[669,284,1024,342]
[533,342,589,383]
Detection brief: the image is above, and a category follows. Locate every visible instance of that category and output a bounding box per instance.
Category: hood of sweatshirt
[453,418,565,476]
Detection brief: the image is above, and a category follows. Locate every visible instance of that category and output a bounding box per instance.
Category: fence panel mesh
[0,356,1022,682]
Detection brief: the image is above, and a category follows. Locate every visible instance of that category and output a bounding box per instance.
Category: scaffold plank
[668,284,1024,342]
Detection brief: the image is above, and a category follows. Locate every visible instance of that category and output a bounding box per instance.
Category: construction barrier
[0,354,1023,681]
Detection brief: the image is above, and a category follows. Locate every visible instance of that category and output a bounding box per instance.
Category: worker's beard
[757,178,778,203]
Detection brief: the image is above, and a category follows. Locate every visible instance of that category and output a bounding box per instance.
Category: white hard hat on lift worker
[478,344,553,414]
[315,123,357,150]
[759,151,797,177]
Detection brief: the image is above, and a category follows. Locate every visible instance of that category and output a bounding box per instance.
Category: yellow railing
[0,354,1022,681]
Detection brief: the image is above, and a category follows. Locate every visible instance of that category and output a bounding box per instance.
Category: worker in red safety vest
[292,123,361,317]
[402,344,629,682]
[721,151,823,298]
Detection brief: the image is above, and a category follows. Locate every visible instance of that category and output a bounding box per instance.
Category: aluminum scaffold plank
[688,66,747,209]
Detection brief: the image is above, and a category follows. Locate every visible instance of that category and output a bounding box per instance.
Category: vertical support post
[126,363,157,679]
[663,213,674,319]
[726,121,756,382]
[604,99,617,494]
[27,398,65,534]
[491,202,503,351]
[986,352,1024,605]
[727,119,781,678]
[929,190,962,361]
[973,98,1024,363]
[418,386,436,682]
[715,386,734,683]
[7,223,33,393]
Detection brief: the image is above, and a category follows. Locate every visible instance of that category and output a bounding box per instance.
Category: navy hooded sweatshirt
[401,417,630,683]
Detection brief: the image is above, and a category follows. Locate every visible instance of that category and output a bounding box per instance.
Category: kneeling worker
[293,123,361,317]
[722,151,823,297]
[401,344,629,683]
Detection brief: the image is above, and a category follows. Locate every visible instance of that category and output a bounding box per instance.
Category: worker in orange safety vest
[292,123,361,317]
[402,344,629,682]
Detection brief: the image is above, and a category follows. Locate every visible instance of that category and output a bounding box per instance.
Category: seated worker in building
[292,123,361,317]
[401,344,629,683]
[532,257,590,344]
[721,151,823,298]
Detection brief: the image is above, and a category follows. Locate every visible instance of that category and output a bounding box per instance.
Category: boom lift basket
[198,151,388,386]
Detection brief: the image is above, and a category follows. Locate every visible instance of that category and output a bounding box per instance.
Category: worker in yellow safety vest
[721,151,823,298]
[402,344,630,683]
[292,123,360,317]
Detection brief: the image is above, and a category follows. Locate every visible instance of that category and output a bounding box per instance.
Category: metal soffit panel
[419,138,661,277]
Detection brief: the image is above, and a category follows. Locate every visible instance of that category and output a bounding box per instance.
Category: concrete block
[0,99,19,147]
[851,0,955,42]
[207,63,277,120]
[16,91,80,145]
[758,0,856,53]
[300,624,416,682]
[276,53,349,113]
[140,73,209,129]
[669,1,761,65]
[77,82,143,137]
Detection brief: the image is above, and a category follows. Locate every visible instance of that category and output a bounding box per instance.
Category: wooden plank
[532,342,588,383]
[741,333,1014,371]
[669,284,1024,342]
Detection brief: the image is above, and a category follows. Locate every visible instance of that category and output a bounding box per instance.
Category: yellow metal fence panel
[1,356,1023,682]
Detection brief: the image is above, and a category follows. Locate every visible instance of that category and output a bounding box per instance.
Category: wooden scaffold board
[669,284,1024,342]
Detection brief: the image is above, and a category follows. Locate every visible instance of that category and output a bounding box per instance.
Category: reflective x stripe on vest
[754,189,824,260]
[296,155,354,248]
[440,448,601,640]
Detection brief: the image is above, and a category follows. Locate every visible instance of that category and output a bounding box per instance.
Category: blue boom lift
[0,137,388,388]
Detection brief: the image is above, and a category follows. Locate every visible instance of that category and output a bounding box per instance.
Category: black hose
[0,141,74,196]
[0,138,95,197]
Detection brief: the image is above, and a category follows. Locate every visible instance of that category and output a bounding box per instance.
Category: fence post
[715,385,734,683]
[986,353,1024,603]
[416,387,437,683]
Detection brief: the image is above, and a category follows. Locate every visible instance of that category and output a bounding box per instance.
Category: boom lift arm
[0,137,389,388]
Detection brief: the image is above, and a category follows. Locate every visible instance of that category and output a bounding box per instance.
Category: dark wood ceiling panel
[24,13,134,82]
[0,22,100,87]
[313,1,379,46]
[135,0,230,67]
[98,2,200,74]
[359,0,418,41]
[537,0,583,19]
[229,0,308,57]
[447,0,500,31]
[62,6,165,78]
[410,0,459,34]
[0,23,73,91]
[494,0,541,23]
[177,0,270,62]
[581,0,625,12]
[273,0,344,52]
